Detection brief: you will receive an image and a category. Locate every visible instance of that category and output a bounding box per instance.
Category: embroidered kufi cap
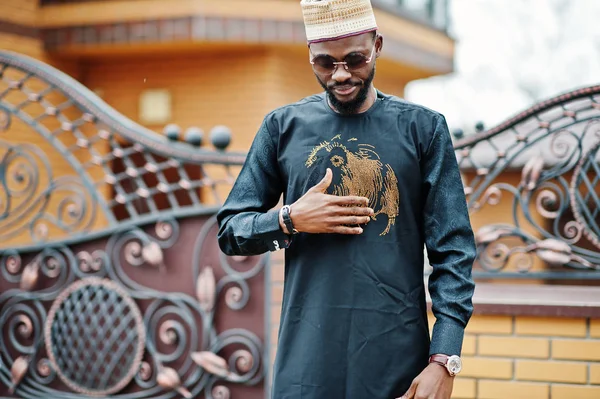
[300,0,378,44]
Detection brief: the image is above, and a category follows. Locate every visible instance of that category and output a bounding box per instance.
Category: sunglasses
[309,42,376,75]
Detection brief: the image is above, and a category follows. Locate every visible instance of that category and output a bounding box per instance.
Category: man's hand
[285,168,374,234]
[398,363,454,399]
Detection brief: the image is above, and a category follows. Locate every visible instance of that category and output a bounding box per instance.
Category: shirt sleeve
[216,118,291,256]
[422,114,476,357]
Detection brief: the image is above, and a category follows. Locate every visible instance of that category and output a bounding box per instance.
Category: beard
[317,66,376,115]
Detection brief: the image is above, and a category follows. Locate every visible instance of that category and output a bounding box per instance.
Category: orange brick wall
[432,313,600,398]
[1,0,39,26]
[0,33,42,58]
[0,0,41,57]
[82,49,275,152]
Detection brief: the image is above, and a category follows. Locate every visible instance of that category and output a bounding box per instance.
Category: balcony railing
[372,0,449,32]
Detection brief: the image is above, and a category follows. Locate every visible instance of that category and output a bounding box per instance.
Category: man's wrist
[279,207,290,235]
[280,205,299,235]
[427,361,454,378]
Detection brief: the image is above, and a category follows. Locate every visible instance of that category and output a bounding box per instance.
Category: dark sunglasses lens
[345,54,368,70]
[313,57,335,73]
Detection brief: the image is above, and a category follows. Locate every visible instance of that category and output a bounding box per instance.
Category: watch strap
[428,354,448,366]
[281,205,298,235]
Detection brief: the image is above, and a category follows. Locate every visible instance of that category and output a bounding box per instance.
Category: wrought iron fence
[0,49,267,398]
[455,85,600,280]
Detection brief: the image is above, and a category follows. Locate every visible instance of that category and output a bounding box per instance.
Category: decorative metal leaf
[196,267,216,313]
[9,356,29,393]
[141,241,164,267]
[534,238,573,265]
[191,351,231,378]
[156,366,191,398]
[536,250,571,266]
[535,238,572,254]
[20,262,39,291]
[521,156,544,191]
[213,385,231,399]
[475,225,512,245]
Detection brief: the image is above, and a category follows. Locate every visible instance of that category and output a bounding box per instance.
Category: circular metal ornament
[44,277,146,396]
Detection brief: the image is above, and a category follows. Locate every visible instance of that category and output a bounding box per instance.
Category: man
[216,0,476,398]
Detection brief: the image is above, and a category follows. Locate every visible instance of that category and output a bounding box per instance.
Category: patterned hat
[300,0,378,44]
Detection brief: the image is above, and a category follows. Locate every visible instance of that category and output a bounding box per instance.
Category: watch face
[447,356,462,374]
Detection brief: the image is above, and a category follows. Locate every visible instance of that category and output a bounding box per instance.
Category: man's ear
[376,34,383,57]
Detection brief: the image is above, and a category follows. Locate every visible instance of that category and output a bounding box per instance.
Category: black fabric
[217,91,476,399]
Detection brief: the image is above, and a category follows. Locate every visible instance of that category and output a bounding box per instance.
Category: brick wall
[0,33,42,57]
[1,0,39,26]
[446,313,600,398]
[0,0,41,57]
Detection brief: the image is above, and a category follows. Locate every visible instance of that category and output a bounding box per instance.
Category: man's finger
[331,195,370,207]
[332,206,374,217]
[312,168,333,192]
[330,216,371,226]
[399,379,418,399]
[331,225,363,235]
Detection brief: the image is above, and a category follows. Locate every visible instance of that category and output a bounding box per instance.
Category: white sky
[404,0,600,135]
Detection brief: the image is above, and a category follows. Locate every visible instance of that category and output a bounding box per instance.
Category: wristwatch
[280,205,299,235]
[428,354,462,376]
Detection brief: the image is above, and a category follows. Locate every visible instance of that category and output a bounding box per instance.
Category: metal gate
[455,84,600,281]
[0,50,268,398]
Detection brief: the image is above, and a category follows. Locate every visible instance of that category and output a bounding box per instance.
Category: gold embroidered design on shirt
[306,134,399,235]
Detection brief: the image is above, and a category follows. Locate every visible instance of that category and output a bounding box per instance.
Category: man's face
[309,32,382,114]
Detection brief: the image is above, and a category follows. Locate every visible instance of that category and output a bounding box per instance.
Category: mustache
[327,80,363,90]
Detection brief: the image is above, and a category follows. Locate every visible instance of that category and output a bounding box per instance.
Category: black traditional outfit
[217,91,476,398]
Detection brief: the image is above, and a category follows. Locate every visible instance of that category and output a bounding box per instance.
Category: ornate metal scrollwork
[1,216,268,398]
[455,85,600,278]
[569,137,600,249]
[0,50,267,398]
[0,50,246,251]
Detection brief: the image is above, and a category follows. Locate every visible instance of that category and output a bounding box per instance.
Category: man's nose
[331,64,351,82]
